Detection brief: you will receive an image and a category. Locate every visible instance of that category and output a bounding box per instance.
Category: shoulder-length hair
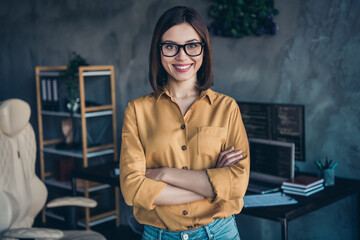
[149,6,214,95]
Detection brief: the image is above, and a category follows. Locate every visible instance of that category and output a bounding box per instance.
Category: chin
[171,73,196,82]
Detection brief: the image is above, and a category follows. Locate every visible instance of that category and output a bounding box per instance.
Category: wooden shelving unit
[35,65,119,229]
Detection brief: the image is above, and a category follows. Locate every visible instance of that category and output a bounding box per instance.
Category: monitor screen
[249,138,295,182]
[238,101,305,161]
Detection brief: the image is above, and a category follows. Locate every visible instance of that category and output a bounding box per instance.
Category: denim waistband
[143,216,236,240]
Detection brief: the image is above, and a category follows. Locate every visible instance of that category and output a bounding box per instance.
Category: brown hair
[149,6,214,95]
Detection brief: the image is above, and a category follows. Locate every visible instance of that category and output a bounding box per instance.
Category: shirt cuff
[206,168,232,204]
[133,178,167,210]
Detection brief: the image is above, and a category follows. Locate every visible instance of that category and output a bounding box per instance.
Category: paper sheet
[244,192,298,208]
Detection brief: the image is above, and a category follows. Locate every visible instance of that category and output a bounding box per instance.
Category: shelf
[44,178,111,193]
[41,110,113,118]
[38,70,111,78]
[36,65,118,229]
[45,211,116,227]
[82,70,111,77]
[42,145,114,158]
[37,71,64,77]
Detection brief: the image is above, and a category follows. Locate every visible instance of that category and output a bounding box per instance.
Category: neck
[166,77,199,99]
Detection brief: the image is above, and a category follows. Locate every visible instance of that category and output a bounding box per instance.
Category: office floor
[34,218,142,240]
[92,221,142,240]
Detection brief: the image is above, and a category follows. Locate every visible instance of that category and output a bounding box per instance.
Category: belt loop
[204,225,214,240]
[157,229,163,240]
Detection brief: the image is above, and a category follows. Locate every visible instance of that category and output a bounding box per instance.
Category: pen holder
[322,168,335,186]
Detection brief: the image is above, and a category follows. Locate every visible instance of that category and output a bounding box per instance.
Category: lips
[173,64,193,72]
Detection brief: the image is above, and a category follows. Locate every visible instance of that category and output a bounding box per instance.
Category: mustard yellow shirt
[120,88,250,231]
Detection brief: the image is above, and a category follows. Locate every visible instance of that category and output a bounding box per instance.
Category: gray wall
[1,0,359,239]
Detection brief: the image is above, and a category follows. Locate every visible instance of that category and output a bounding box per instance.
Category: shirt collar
[156,88,214,105]
[199,88,214,105]
[156,90,168,102]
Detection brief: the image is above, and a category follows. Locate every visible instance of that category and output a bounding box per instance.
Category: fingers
[217,151,243,167]
[216,147,244,168]
[218,146,235,159]
[216,147,234,166]
[220,153,243,167]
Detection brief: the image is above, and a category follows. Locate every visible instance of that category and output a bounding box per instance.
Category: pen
[330,162,338,170]
[314,160,323,170]
[325,157,329,168]
[327,160,333,168]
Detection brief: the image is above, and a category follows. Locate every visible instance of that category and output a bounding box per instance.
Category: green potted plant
[208,0,279,38]
[63,52,89,114]
[58,52,88,149]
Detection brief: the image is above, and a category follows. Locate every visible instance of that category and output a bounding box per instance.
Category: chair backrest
[0,99,47,232]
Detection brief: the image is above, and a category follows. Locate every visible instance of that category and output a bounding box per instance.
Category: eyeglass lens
[161,43,203,57]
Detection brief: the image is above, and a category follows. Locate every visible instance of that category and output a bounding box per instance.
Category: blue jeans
[142,216,240,240]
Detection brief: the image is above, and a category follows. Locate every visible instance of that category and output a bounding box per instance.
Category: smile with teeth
[173,64,193,71]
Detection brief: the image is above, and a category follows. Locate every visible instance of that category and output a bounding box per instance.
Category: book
[282,175,324,189]
[281,183,323,193]
[283,185,324,196]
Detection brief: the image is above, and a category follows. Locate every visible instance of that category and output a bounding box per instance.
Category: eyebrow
[162,39,200,44]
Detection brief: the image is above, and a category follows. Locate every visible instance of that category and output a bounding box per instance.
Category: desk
[242,177,360,240]
[72,164,360,239]
[71,161,120,228]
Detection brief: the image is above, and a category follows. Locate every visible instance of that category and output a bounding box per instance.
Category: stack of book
[281,175,324,196]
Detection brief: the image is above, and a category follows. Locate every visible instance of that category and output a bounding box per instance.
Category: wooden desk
[242,177,360,240]
[71,161,120,191]
[71,161,120,228]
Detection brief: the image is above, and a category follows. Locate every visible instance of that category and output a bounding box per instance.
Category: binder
[47,79,52,110]
[41,78,48,110]
[52,79,59,111]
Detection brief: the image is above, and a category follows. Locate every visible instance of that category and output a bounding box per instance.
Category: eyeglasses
[159,42,205,57]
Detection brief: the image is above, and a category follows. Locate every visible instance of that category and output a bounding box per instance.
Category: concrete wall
[1,0,359,239]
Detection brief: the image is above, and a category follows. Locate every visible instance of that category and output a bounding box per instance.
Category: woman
[120,6,250,240]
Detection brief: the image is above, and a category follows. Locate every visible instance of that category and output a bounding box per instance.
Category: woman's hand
[216,147,245,168]
[146,167,168,181]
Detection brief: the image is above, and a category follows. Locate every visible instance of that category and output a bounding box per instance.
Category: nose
[176,46,187,60]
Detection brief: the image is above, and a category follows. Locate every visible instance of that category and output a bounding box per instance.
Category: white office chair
[0,98,106,240]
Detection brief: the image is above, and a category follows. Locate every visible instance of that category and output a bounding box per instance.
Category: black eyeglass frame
[159,42,205,57]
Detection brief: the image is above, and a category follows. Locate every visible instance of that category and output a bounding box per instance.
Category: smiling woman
[120,6,250,240]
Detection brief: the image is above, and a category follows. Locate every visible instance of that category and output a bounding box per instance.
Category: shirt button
[183,233,189,240]
[182,166,188,170]
[182,145,187,151]
[182,210,188,215]
[181,124,185,130]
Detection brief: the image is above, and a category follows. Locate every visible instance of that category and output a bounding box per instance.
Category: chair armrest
[1,227,63,239]
[46,197,97,208]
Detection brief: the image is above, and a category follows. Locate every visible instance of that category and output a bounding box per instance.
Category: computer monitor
[249,138,295,184]
[237,101,305,161]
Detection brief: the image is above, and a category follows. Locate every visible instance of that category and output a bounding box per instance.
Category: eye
[164,44,176,50]
[187,43,199,49]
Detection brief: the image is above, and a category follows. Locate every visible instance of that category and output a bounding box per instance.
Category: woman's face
[160,23,203,85]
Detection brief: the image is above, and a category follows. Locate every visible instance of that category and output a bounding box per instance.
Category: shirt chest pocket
[197,127,226,162]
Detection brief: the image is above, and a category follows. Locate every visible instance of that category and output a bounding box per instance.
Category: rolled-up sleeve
[206,100,250,204]
[120,102,167,210]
